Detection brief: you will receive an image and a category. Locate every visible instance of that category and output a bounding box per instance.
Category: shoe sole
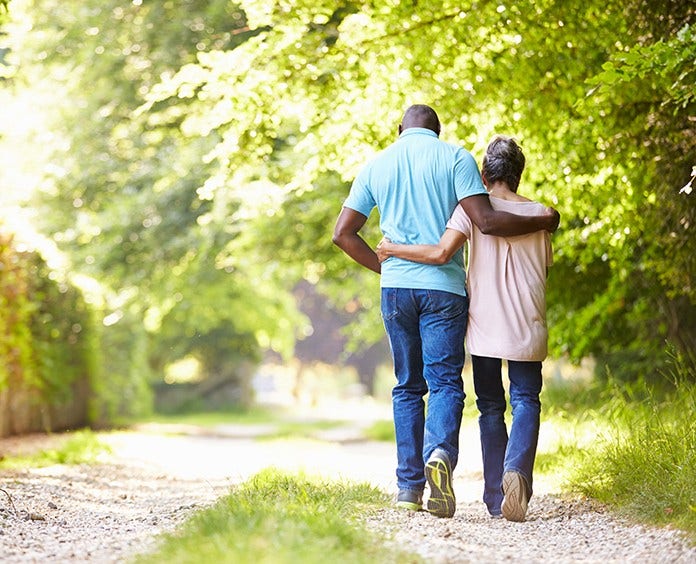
[425,457,456,518]
[395,501,422,511]
[501,471,527,522]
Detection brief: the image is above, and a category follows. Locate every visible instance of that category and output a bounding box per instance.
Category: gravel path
[0,462,231,563]
[368,496,695,563]
[1,423,694,563]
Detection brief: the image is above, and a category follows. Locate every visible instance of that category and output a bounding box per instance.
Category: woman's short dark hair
[481,135,526,192]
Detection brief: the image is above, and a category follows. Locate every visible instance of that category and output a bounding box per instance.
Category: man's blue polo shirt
[344,127,487,296]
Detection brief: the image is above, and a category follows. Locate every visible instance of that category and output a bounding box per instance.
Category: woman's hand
[375,237,393,263]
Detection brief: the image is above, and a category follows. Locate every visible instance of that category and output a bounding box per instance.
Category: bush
[89,306,153,425]
[27,250,100,405]
[0,233,34,392]
[0,231,152,435]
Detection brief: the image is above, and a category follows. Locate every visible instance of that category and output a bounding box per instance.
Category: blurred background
[0,0,693,436]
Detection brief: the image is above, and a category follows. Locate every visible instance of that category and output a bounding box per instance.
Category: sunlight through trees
[0,0,694,426]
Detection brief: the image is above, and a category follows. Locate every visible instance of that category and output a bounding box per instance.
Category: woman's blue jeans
[472,355,542,516]
[381,288,468,492]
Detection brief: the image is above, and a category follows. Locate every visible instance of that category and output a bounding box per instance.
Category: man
[332,106,558,518]
[376,135,553,522]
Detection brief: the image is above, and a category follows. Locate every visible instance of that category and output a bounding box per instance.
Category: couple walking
[332,104,558,522]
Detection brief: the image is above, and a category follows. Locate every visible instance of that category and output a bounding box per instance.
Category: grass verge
[138,407,345,441]
[137,406,279,427]
[363,419,395,442]
[0,429,111,469]
[568,376,696,538]
[538,350,696,540]
[135,469,420,564]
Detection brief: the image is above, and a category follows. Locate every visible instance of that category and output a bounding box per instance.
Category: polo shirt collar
[399,127,438,139]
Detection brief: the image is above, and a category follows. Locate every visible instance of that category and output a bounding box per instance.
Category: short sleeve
[453,149,487,201]
[343,168,376,218]
[446,205,473,238]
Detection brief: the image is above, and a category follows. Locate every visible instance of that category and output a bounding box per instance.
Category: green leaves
[3,0,695,384]
[588,23,696,110]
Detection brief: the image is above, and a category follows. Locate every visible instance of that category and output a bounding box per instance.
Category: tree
[142,0,694,375]
[4,0,694,393]
[544,4,696,374]
[4,0,306,384]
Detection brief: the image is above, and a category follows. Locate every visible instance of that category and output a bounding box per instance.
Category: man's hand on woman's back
[543,207,561,233]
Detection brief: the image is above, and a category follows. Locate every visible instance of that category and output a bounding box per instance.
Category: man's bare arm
[460,194,560,236]
[376,229,467,265]
[332,207,381,274]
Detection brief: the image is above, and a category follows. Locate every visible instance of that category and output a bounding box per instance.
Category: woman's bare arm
[376,229,467,264]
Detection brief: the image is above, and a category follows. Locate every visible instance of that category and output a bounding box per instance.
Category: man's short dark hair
[401,104,441,135]
[482,136,526,192]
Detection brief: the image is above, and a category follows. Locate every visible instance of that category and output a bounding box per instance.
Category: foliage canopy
[2,0,694,382]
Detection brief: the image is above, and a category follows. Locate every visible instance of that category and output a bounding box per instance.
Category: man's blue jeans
[381,288,468,493]
[472,355,542,515]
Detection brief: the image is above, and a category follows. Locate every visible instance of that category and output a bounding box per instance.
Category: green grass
[138,406,280,427]
[140,407,345,441]
[363,419,395,442]
[256,420,343,441]
[0,429,111,469]
[136,469,421,564]
[538,351,696,540]
[567,378,696,537]
[534,378,615,488]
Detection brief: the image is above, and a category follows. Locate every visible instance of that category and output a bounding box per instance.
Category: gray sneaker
[395,489,423,511]
[501,471,529,522]
[425,448,456,518]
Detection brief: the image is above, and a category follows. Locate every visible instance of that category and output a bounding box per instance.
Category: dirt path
[1,421,694,563]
